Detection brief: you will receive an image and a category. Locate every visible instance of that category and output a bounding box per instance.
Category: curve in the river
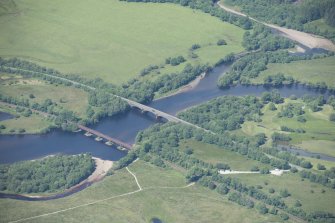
[1,47,334,200]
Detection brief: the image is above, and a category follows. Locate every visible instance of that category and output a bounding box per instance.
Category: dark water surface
[0,111,13,121]
[0,62,333,164]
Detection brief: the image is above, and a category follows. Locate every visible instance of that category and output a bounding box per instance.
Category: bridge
[77,124,133,150]
[3,66,210,132]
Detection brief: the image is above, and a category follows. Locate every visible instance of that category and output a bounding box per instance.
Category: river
[0,59,333,164]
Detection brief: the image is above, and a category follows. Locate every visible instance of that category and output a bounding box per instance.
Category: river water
[0,60,334,164]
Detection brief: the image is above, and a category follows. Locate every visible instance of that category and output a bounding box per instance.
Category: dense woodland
[178,95,263,133]
[224,0,335,41]
[0,154,95,193]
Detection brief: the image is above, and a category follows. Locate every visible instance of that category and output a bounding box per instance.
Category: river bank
[154,72,206,101]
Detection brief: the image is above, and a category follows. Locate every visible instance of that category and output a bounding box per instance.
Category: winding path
[217,2,335,52]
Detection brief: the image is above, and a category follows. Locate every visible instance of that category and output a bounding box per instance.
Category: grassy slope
[241,99,335,156]
[0,74,89,118]
[252,57,335,88]
[179,140,271,170]
[0,0,244,84]
[0,161,281,223]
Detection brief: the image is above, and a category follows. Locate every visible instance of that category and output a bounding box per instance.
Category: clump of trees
[178,95,263,133]
[0,154,95,193]
[264,73,295,86]
[277,103,304,118]
[261,90,284,104]
[165,56,186,66]
[139,64,159,76]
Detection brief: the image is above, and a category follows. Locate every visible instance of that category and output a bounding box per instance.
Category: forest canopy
[0,154,95,194]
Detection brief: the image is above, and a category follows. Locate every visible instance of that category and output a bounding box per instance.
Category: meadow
[0,161,281,223]
[0,74,89,118]
[179,140,271,170]
[252,56,335,88]
[0,105,52,134]
[232,173,335,213]
[0,0,244,85]
[241,99,335,157]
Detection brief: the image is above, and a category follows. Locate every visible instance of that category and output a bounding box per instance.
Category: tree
[190,44,201,50]
[294,200,302,207]
[216,163,230,170]
[329,113,335,122]
[301,161,313,169]
[185,147,194,155]
[280,189,290,198]
[217,184,229,195]
[317,163,326,170]
[217,39,227,46]
[279,213,289,221]
[269,188,275,193]
[268,102,277,111]
[256,203,269,214]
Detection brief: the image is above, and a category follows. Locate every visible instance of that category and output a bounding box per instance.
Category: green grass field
[0,160,282,223]
[297,140,335,158]
[241,99,335,157]
[0,110,52,134]
[179,140,271,170]
[0,74,89,118]
[232,172,335,213]
[252,57,335,88]
[0,0,244,85]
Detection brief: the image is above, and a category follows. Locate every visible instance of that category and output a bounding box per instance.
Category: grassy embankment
[0,74,89,134]
[252,56,335,88]
[0,160,281,223]
[240,98,335,157]
[0,0,244,85]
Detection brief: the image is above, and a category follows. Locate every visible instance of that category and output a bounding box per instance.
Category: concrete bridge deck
[77,125,133,150]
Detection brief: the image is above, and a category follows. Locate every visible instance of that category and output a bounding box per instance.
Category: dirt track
[217,2,335,52]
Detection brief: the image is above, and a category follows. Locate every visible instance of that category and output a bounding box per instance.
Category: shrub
[297,116,306,122]
[190,44,201,50]
[317,163,326,170]
[217,39,227,45]
[330,113,335,122]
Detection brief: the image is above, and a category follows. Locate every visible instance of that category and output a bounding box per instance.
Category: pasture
[253,56,335,88]
[0,0,244,84]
